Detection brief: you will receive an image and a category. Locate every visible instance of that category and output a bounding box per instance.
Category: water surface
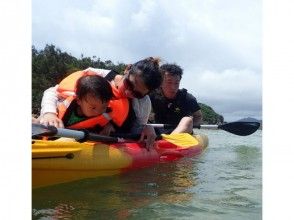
[32,130,262,219]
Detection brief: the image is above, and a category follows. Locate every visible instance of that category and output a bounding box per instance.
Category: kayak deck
[32,134,208,188]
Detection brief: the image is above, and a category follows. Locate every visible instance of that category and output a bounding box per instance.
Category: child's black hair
[76,75,113,103]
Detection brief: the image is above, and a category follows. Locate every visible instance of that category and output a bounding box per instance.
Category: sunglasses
[123,74,146,99]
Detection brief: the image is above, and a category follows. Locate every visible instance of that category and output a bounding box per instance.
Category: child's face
[77,94,109,117]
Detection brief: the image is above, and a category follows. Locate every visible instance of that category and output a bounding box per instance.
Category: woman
[38,57,162,149]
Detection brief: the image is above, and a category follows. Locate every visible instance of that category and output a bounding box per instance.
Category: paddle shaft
[148,123,217,129]
[32,124,124,143]
[55,128,125,143]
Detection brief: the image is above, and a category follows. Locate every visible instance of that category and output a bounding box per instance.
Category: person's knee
[182,117,193,127]
[186,117,193,124]
[181,117,193,133]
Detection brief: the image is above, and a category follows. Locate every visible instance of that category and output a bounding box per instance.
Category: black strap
[104,70,119,81]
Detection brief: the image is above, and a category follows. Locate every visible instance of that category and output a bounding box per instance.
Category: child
[60,74,113,130]
[34,75,114,132]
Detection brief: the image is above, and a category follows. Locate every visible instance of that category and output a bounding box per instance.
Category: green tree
[199,103,224,124]
[32,44,125,115]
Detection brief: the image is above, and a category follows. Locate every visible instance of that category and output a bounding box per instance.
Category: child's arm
[40,85,59,115]
[39,85,64,128]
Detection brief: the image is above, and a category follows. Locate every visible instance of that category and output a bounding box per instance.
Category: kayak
[32,133,208,188]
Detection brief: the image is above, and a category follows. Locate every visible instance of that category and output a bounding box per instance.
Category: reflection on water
[33,159,200,219]
[32,130,262,220]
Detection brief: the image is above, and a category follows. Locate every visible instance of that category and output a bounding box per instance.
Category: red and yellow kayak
[32,133,208,188]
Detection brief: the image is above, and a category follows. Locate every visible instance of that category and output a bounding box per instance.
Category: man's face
[161,73,181,99]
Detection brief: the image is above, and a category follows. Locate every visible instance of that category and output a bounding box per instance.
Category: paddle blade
[32,123,57,137]
[218,121,260,136]
[161,133,199,148]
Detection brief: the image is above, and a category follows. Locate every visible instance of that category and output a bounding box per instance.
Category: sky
[32,0,262,122]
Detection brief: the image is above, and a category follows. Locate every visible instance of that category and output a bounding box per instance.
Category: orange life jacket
[56,69,129,128]
[57,96,129,129]
[57,69,122,98]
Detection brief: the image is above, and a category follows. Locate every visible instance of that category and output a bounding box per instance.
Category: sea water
[32,129,262,220]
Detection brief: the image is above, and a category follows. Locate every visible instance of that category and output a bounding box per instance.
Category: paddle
[32,123,197,144]
[32,123,125,143]
[148,120,260,136]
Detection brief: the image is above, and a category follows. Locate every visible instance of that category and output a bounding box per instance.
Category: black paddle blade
[219,121,260,136]
[32,123,57,138]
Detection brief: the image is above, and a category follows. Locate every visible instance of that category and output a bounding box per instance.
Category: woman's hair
[128,57,162,91]
[75,75,113,103]
[160,63,183,79]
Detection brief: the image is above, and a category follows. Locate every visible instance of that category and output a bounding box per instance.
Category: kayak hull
[32,134,208,188]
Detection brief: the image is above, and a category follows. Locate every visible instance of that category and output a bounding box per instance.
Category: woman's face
[77,94,109,117]
[161,73,181,99]
[119,72,149,99]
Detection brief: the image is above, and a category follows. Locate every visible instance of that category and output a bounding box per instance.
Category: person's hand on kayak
[139,125,156,150]
[39,112,64,128]
[99,123,115,136]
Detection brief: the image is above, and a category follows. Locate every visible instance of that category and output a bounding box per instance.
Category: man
[149,63,202,134]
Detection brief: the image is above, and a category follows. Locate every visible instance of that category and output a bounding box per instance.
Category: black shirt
[149,88,201,125]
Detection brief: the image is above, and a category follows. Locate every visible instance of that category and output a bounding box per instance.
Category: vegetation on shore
[32,44,223,124]
[199,103,224,124]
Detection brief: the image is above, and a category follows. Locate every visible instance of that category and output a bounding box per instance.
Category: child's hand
[99,123,115,136]
[39,112,64,128]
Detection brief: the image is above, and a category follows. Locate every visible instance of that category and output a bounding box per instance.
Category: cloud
[182,68,262,121]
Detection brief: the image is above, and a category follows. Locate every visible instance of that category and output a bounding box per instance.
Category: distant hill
[237,117,261,122]
[237,117,262,129]
[199,103,224,124]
